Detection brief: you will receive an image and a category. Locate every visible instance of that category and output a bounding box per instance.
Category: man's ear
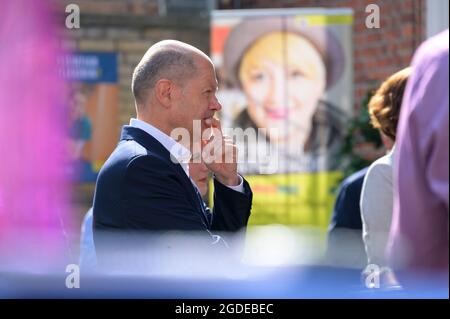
[155,79,173,108]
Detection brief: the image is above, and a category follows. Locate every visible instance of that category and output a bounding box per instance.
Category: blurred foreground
[1,226,447,299]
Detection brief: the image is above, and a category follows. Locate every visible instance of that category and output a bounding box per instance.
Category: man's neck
[136,116,192,152]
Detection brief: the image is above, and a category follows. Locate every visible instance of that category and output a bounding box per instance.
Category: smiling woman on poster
[223,17,348,173]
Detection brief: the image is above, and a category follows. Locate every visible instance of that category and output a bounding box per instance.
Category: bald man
[92,41,252,263]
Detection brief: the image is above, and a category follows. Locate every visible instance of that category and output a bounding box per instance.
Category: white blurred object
[242,225,326,266]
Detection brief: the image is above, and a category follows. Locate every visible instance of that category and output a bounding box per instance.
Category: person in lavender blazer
[387,30,449,283]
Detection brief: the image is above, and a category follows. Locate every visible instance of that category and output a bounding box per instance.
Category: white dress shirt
[129,118,244,193]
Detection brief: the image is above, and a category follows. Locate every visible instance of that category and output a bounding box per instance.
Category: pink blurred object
[0,0,74,270]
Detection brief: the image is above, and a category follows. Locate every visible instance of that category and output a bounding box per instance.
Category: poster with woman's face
[211,9,353,228]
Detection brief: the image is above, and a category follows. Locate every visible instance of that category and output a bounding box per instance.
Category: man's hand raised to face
[201,118,240,186]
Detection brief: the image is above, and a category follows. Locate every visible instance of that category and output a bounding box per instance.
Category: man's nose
[209,96,222,112]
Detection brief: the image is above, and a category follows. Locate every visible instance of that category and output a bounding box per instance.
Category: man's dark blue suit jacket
[328,167,368,231]
[92,126,252,253]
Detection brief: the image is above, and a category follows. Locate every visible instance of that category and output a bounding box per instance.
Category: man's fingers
[202,119,223,142]
[201,122,238,164]
[204,117,222,132]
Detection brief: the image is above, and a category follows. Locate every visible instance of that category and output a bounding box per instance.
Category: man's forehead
[206,75,219,89]
[193,59,218,86]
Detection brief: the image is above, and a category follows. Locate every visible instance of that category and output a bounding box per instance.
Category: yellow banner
[295,15,353,26]
[210,171,343,228]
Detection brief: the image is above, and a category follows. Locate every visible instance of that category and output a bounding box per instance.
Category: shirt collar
[129,118,191,176]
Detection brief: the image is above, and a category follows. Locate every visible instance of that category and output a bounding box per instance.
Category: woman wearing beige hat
[223,17,347,173]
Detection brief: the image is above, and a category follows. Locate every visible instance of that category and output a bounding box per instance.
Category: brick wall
[62,0,210,127]
[222,0,426,111]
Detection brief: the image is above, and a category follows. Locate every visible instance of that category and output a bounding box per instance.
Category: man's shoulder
[343,167,368,185]
[340,167,368,193]
[98,139,171,179]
